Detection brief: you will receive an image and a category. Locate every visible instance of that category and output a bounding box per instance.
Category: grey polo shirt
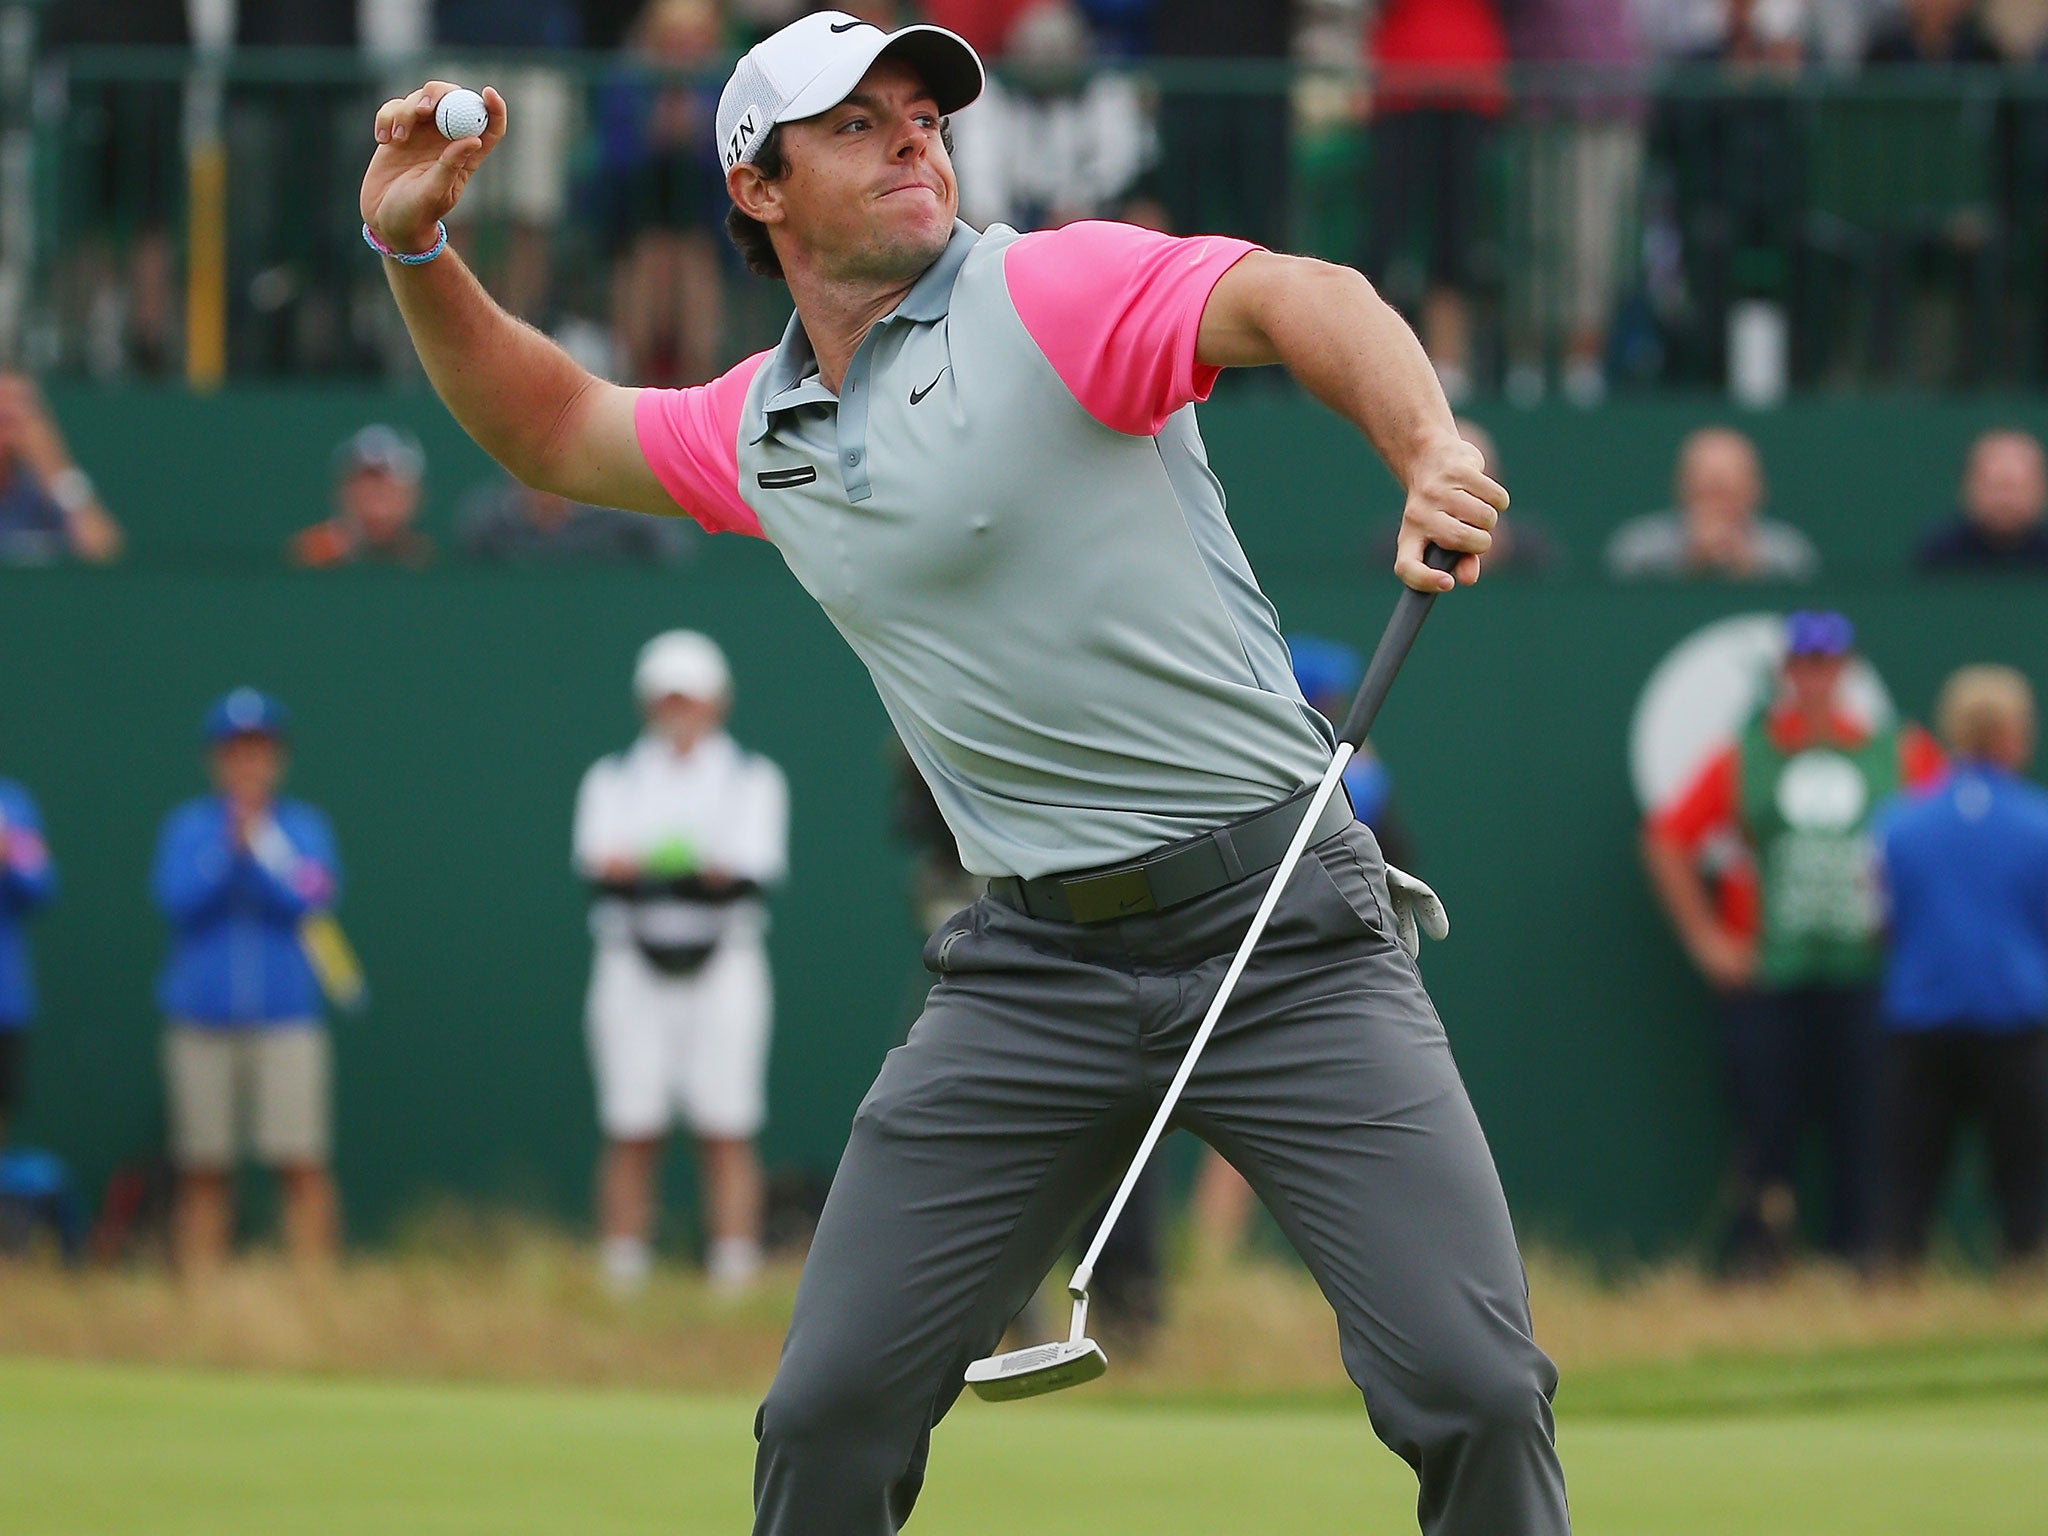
[635,218,1331,880]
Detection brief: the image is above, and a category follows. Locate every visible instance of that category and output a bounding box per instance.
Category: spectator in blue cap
[0,777,57,1144]
[1875,665,2048,1267]
[152,688,344,1272]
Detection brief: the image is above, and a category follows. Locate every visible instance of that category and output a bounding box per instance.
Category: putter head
[964,1337,1109,1402]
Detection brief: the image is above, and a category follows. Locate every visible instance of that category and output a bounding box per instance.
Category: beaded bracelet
[362,220,449,265]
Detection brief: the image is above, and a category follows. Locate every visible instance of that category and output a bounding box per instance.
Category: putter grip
[1337,543,1459,749]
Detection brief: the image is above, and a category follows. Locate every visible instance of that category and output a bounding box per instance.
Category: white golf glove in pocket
[1383,864,1448,959]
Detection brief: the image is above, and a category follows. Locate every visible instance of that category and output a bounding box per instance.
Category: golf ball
[435,88,488,142]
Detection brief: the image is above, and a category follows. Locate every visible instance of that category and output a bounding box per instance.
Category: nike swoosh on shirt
[910,367,950,405]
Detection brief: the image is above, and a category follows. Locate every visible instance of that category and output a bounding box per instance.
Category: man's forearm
[363,84,678,517]
[1247,261,1462,483]
[1200,253,1500,589]
[384,251,593,488]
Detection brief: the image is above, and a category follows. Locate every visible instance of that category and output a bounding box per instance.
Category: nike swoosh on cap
[829,19,871,31]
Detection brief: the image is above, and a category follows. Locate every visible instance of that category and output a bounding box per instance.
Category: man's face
[1679,435,1763,544]
[210,733,285,806]
[1963,435,2047,540]
[741,56,958,286]
[646,692,726,750]
[1783,653,1848,717]
[340,467,421,544]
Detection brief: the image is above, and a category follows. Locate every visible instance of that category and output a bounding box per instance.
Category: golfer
[358,15,1565,1534]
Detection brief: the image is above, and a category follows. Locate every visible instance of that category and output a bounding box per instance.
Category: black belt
[986,783,1355,925]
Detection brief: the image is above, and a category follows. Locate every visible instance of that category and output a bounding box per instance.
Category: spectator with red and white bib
[1643,611,1943,1271]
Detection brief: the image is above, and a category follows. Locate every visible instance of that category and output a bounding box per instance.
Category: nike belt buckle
[1061,868,1157,924]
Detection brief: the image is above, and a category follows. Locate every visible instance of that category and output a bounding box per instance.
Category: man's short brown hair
[724,118,957,282]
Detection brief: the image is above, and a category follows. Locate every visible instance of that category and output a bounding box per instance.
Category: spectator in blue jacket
[153,689,343,1272]
[0,778,57,1143]
[1876,665,2048,1267]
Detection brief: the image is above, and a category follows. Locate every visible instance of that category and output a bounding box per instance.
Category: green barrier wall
[7,388,2047,1255]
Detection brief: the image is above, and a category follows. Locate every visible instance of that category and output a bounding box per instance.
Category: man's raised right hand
[361,82,506,255]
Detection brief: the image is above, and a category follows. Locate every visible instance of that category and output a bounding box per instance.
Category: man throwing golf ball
[359,14,1565,1534]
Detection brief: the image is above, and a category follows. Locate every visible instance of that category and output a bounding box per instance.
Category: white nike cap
[635,630,731,704]
[715,9,984,176]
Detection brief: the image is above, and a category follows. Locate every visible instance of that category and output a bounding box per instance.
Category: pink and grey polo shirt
[635,219,1331,880]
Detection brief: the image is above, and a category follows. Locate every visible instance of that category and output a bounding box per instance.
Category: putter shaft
[1069,741,1357,1300]
[1068,545,1459,1304]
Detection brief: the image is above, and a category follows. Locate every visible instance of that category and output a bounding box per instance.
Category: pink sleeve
[1003,221,1260,437]
[632,352,771,537]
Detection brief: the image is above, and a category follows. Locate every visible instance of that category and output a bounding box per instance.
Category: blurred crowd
[1601,420,2048,575]
[4,490,2046,1301]
[0,378,704,569]
[2,637,790,1291]
[1642,621,2048,1277]
[40,0,2048,393]
[286,422,693,569]
[893,604,2048,1315]
[5,615,2042,1297]
[13,375,2048,576]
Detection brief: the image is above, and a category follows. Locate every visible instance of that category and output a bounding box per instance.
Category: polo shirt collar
[893,218,980,322]
[750,220,980,443]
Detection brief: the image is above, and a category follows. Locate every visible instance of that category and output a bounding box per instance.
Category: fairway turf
[3,1356,2044,1535]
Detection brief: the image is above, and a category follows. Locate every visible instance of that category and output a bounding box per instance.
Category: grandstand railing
[22,46,2048,395]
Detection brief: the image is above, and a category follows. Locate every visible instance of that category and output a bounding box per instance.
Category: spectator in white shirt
[573,631,789,1293]
[950,0,1158,233]
[1607,425,1819,580]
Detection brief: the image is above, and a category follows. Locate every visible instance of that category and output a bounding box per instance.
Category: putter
[965,543,1462,1403]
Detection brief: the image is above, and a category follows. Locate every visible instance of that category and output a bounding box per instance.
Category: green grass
[3,1353,2044,1535]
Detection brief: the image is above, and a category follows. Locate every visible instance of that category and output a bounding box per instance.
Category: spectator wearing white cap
[573,631,789,1293]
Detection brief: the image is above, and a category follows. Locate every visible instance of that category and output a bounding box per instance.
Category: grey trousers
[754,823,1569,1534]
